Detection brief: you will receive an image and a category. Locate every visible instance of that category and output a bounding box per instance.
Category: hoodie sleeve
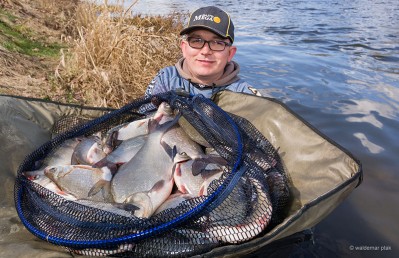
[138,72,162,114]
[139,68,174,114]
[225,79,262,96]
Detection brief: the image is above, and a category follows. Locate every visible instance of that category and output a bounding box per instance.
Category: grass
[54,0,187,108]
[0,11,63,57]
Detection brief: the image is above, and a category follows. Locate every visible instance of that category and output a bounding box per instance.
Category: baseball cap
[180,6,235,43]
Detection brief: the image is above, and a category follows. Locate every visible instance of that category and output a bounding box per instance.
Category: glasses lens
[187,37,229,51]
[188,38,205,49]
[209,41,227,51]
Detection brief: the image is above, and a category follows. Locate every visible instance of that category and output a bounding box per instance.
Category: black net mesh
[14,91,290,257]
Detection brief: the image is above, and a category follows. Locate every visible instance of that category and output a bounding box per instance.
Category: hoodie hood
[175,58,241,87]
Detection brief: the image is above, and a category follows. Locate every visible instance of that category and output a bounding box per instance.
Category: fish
[71,135,107,165]
[23,137,83,179]
[45,137,82,166]
[174,157,226,196]
[70,135,114,196]
[111,103,188,218]
[178,116,211,147]
[24,137,82,177]
[266,169,290,227]
[161,123,209,166]
[191,154,228,176]
[102,118,150,154]
[173,160,204,196]
[29,174,77,201]
[74,199,138,218]
[102,102,174,154]
[73,243,134,256]
[153,192,196,215]
[93,135,147,171]
[198,168,226,197]
[206,176,273,244]
[44,164,113,202]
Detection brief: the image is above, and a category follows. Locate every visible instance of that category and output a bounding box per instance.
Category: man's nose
[200,42,213,54]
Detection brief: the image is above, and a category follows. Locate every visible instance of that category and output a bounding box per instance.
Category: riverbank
[0,0,73,100]
[0,0,184,108]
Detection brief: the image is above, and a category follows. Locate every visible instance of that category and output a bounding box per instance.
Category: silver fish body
[173,160,204,196]
[103,102,174,154]
[174,158,225,196]
[111,104,181,217]
[161,124,205,161]
[153,192,195,215]
[206,176,273,243]
[71,135,106,165]
[112,118,151,141]
[178,116,211,147]
[30,174,77,201]
[93,135,147,174]
[44,165,112,202]
[46,137,82,166]
[23,137,82,177]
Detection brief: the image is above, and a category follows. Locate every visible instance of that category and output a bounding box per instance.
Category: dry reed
[56,0,186,108]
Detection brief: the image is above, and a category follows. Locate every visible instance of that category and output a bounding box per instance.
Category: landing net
[14,91,290,257]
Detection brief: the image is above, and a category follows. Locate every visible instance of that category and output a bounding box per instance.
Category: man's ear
[228,46,237,62]
[180,40,188,58]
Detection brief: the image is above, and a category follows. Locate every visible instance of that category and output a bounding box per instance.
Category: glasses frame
[184,36,232,51]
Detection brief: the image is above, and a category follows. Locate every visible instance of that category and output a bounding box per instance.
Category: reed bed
[55,0,186,108]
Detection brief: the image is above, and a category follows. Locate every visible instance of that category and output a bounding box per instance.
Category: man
[141,6,260,112]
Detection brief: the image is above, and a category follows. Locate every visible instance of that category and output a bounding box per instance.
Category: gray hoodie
[140,58,258,112]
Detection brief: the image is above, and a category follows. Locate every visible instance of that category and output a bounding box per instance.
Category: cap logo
[193,14,220,23]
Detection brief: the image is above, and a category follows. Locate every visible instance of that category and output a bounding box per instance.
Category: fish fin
[147,118,159,132]
[150,180,165,193]
[108,163,119,176]
[87,180,107,197]
[93,158,118,175]
[171,145,177,161]
[174,163,182,177]
[101,181,113,202]
[112,203,140,214]
[92,157,106,168]
[191,156,227,176]
[207,155,228,166]
[160,141,175,160]
[70,151,79,165]
[191,159,208,176]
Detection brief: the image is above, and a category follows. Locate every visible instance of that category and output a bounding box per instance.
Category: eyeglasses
[185,37,232,51]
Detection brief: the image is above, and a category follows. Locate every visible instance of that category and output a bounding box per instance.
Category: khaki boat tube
[1,90,362,257]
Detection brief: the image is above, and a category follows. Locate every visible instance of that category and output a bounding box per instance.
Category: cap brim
[180,26,232,41]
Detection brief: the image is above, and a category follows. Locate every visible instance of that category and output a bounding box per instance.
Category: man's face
[181,29,237,84]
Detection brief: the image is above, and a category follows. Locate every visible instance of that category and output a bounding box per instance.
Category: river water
[125,0,399,257]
